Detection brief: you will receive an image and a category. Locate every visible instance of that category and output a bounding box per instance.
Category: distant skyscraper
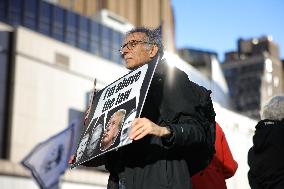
[222,36,283,119]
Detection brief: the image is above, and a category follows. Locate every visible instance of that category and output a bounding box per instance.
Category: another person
[100,109,126,151]
[119,109,136,146]
[248,95,284,189]
[75,133,89,161]
[86,123,103,156]
[191,122,238,189]
[70,27,215,189]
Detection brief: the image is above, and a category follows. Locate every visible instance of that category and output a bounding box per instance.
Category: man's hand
[68,154,76,164]
[129,118,170,140]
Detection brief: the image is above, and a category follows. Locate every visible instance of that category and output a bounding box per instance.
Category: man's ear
[149,45,159,58]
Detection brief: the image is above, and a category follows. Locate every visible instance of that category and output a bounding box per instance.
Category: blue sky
[171,0,284,62]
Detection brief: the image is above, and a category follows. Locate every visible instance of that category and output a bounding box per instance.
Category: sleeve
[217,124,238,179]
[160,66,215,149]
[162,114,208,148]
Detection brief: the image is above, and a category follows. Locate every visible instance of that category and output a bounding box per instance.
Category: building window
[51,5,65,41]
[65,11,77,46]
[38,1,52,35]
[111,30,123,64]
[89,21,101,55]
[0,0,8,21]
[101,25,112,60]
[7,0,22,25]
[23,0,38,29]
[77,16,89,51]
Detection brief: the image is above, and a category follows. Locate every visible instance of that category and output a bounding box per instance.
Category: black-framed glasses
[119,40,152,54]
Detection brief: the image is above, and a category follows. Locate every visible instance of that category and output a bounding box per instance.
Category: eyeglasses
[119,40,152,55]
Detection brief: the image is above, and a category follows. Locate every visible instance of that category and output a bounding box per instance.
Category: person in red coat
[191,122,238,189]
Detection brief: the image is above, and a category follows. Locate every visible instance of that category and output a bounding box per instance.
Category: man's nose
[120,46,129,58]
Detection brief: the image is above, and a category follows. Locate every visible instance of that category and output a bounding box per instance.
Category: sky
[171,0,284,62]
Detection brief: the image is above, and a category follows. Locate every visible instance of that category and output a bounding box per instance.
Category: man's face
[101,113,122,149]
[87,124,103,155]
[121,32,154,70]
[76,133,89,160]
[120,110,136,145]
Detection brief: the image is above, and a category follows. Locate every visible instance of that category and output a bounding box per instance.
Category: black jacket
[86,60,215,189]
[248,119,284,189]
[106,60,215,189]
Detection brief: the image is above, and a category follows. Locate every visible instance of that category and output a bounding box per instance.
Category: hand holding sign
[129,118,171,140]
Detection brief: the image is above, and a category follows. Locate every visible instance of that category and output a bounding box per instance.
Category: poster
[71,56,159,168]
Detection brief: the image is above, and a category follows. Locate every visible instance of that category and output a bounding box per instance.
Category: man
[70,27,215,189]
[100,109,126,151]
[119,108,136,146]
[75,133,89,161]
[86,123,103,156]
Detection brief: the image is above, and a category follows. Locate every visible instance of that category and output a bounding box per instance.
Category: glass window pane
[0,0,7,21]
[89,21,101,54]
[101,45,112,60]
[23,0,37,29]
[90,39,100,55]
[77,16,89,50]
[90,21,100,41]
[65,11,77,46]
[52,6,65,41]
[38,1,52,35]
[7,0,22,25]
[101,25,111,46]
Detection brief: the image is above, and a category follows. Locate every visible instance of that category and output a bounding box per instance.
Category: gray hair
[126,27,164,57]
[261,95,284,121]
[114,109,126,127]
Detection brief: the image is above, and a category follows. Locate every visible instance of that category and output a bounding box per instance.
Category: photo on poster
[100,97,136,152]
[100,109,126,151]
[119,108,136,147]
[74,117,98,164]
[86,114,105,157]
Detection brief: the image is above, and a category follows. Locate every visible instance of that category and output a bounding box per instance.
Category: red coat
[191,123,238,189]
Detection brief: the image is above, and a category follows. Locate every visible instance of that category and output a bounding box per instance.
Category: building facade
[48,0,176,52]
[177,48,218,78]
[223,36,283,119]
[0,0,131,187]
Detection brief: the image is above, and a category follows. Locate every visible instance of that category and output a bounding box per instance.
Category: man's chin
[125,61,135,70]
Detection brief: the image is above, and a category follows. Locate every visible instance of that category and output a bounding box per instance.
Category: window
[38,1,52,35]
[77,16,89,51]
[101,25,111,60]
[89,21,101,55]
[51,6,65,41]
[23,0,38,29]
[111,30,123,64]
[7,0,22,25]
[65,11,77,46]
[0,0,7,21]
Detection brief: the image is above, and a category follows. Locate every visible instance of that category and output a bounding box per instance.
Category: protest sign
[71,56,160,168]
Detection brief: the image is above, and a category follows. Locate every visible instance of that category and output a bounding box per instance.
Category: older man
[71,27,215,189]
